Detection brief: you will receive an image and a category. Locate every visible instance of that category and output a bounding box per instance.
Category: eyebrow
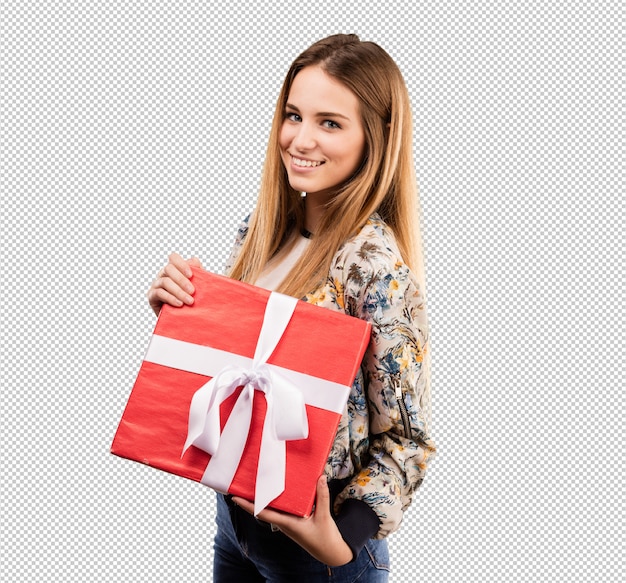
[285,103,351,121]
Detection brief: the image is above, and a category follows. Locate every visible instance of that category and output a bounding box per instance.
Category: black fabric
[334,498,381,561]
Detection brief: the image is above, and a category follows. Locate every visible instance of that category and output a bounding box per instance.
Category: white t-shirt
[254,234,311,291]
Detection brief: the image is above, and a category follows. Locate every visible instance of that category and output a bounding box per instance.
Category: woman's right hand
[147,252,203,316]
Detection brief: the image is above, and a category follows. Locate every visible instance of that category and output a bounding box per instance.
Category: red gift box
[111,268,370,517]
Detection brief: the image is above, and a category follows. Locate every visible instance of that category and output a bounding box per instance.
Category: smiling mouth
[291,156,324,168]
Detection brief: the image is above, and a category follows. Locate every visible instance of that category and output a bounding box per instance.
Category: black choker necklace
[300,228,314,239]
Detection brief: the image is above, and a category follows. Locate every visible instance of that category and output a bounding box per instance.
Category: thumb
[315,475,330,514]
[187,256,203,269]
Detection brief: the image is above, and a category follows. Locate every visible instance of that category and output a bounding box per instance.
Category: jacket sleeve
[223,216,250,275]
[333,240,437,539]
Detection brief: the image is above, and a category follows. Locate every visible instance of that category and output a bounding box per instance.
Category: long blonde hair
[228,34,426,298]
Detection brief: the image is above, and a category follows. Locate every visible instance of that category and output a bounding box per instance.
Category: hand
[147,252,203,316]
[232,475,353,567]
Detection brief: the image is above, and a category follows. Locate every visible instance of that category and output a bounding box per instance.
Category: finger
[231,496,254,514]
[187,256,203,269]
[148,287,184,309]
[160,263,195,298]
[160,264,194,291]
[232,497,294,528]
[159,275,194,305]
[168,252,193,278]
[314,475,330,515]
[149,270,193,305]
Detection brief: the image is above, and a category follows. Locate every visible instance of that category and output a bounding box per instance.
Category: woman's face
[279,66,366,202]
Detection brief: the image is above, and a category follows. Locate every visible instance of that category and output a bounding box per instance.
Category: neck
[303,193,326,234]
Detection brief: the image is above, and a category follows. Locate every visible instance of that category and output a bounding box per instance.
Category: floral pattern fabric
[225,213,436,538]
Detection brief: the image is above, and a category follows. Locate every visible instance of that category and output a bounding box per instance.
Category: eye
[322,119,341,129]
[285,111,301,122]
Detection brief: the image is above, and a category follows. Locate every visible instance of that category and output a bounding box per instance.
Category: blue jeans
[213,494,390,582]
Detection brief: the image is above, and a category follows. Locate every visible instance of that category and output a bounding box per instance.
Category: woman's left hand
[232,475,353,567]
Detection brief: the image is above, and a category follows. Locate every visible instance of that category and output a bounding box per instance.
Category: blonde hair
[229,34,426,297]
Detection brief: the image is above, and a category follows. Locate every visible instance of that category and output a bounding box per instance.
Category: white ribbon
[145,337,350,412]
[154,292,316,515]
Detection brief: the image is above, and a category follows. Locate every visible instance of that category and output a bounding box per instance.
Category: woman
[147,34,436,582]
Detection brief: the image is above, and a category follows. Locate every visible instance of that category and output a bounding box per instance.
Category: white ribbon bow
[182,293,309,515]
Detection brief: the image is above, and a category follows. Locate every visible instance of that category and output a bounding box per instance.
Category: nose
[291,121,316,151]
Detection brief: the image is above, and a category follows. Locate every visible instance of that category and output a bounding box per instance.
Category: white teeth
[292,157,322,167]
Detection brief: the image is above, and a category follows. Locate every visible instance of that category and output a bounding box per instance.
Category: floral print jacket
[225,213,436,539]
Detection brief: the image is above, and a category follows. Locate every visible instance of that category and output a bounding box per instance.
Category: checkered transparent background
[2,2,624,582]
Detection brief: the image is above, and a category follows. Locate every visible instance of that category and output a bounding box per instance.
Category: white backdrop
[2,2,624,582]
